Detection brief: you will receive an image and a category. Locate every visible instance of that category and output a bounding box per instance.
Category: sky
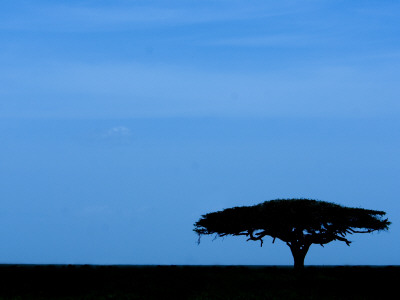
[0,0,399,265]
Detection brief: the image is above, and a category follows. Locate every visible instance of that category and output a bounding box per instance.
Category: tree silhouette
[194,199,390,269]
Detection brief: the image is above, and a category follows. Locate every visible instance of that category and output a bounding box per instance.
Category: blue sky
[0,0,399,265]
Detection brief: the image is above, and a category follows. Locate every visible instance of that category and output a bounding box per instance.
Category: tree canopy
[194,199,390,268]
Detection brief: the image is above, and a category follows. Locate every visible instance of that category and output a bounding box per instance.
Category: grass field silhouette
[0,264,398,299]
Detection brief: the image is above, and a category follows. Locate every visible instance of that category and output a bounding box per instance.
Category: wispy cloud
[2,60,400,119]
[96,126,133,145]
[204,35,319,47]
[103,126,131,138]
[0,1,303,31]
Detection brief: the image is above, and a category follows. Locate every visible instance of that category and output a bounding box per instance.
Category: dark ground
[0,265,398,299]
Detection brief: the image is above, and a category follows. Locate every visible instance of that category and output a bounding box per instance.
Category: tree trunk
[292,250,306,269]
[289,243,311,270]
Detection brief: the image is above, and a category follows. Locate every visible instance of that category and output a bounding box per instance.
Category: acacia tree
[194,199,390,269]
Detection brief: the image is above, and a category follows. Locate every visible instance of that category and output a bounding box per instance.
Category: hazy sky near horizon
[1,0,399,265]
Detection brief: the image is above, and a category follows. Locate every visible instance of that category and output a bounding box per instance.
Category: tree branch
[335,235,351,246]
[349,228,374,234]
[246,230,265,247]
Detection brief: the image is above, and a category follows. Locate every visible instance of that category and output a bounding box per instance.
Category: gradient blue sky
[1,0,399,265]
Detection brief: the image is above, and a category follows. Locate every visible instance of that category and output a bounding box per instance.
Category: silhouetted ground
[0,265,398,299]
